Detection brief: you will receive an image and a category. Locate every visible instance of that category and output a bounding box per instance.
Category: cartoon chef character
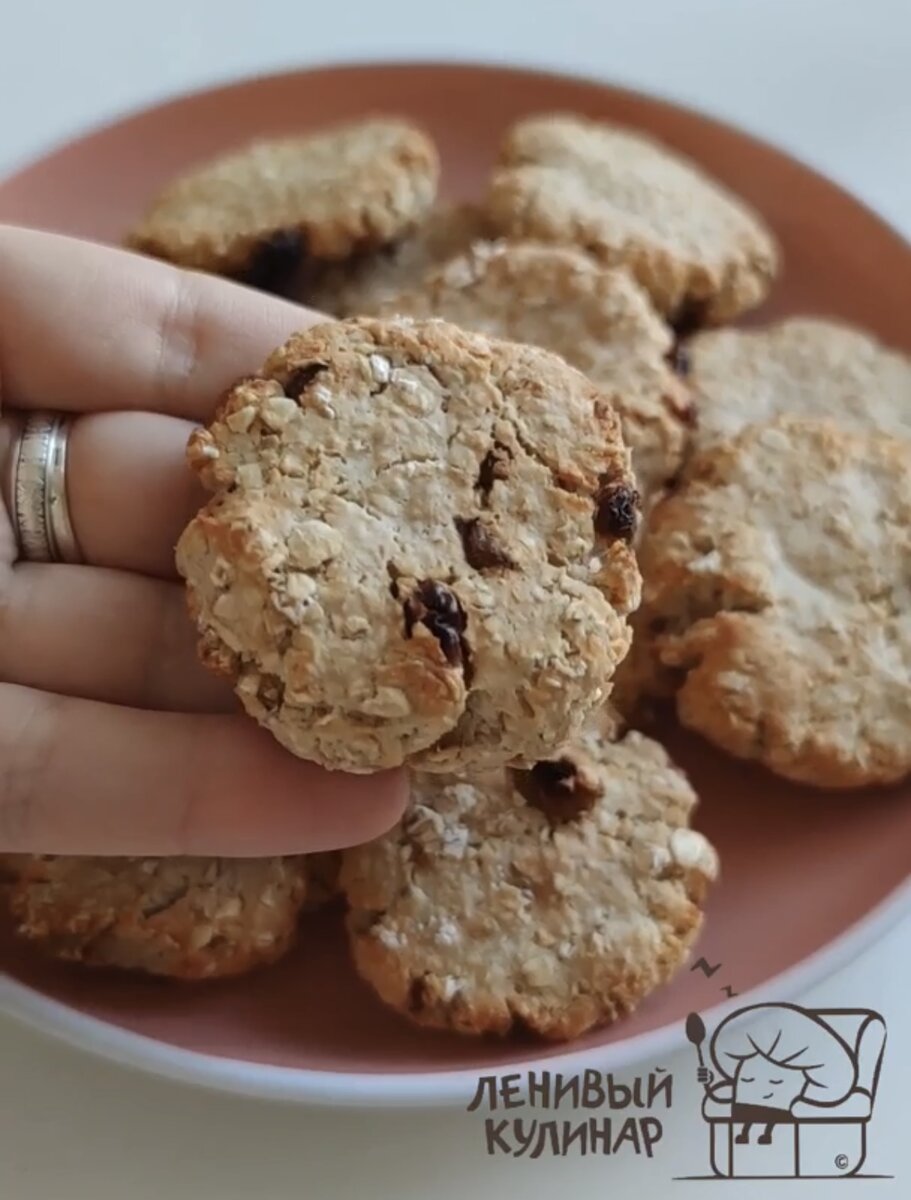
[698,1003,857,1144]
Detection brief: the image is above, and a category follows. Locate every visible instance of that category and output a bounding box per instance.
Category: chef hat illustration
[710,1003,857,1105]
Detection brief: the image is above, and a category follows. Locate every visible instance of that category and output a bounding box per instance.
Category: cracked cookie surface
[486,114,778,324]
[635,417,911,787]
[306,203,490,316]
[4,855,307,979]
[177,317,641,773]
[686,318,911,455]
[126,118,439,286]
[374,241,690,503]
[341,723,717,1039]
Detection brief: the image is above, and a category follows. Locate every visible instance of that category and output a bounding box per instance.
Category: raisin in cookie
[685,318,911,455]
[375,241,690,503]
[486,114,777,325]
[177,318,641,774]
[635,417,911,787]
[5,855,307,979]
[341,724,717,1040]
[126,118,439,288]
[306,203,491,316]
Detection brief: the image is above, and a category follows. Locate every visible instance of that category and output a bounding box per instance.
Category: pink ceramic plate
[1,63,909,1107]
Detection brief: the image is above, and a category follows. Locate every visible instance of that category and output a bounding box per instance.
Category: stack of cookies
[5,111,908,1044]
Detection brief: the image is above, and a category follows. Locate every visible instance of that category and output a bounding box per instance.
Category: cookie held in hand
[177,317,641,773]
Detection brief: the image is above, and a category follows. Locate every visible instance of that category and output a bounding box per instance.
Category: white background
[0,1,909,1196]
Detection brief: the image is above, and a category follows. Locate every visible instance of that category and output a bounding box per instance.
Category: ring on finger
[3,410,83,564]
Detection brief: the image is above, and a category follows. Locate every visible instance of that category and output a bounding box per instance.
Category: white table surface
[0,1,909,1196]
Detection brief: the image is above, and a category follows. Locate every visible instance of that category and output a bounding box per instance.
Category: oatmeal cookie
[5,855,307,979]
[685,318,911,454]
[341,724,717,1039]
[486,114,778,325]
[126,118,439,288]
[375,241,690,502]
[306,203,491,316]
[177,317,641,773]
[635,417,911,787]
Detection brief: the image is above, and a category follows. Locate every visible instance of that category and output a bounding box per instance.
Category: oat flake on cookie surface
[177,317,641,774]
[341,719,718,1040]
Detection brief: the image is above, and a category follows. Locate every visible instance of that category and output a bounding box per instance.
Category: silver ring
[5,411,82,564]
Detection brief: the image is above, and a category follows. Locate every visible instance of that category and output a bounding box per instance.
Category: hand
[698,1067,713,1085]
[0,225,408,856]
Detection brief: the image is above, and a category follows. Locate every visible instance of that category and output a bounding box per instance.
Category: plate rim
[3,880,909,1108]
[2,57,910,253]
[1,58,909,1108]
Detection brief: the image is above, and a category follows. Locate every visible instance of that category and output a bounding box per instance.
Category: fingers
[0,225,325,421]
[0,228,404,860]
[0,683,408,856]
[66,412,203,578]
[0,562,231,712]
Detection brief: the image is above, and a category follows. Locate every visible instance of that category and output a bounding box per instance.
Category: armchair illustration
[700,1003,886,1179]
